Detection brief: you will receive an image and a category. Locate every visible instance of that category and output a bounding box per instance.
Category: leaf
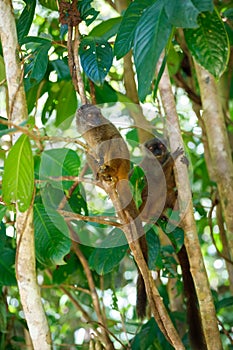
[89,17,122,41]
[0,294,7,332]
[157,219,184,252]
[184,10,229,78]
[164,0,199,28]
[2,135,34,212]
[146,227,160,270]
[24,38,52,91]
[78,0,99,26]
[191,0,213,12]
[216,296,233,312]
[133,0,172,101]
[17,0,36,43]
[89,228,128,275]
[80,36,113,85]
[39,148,80,190]
[0,247,16,286]
[50,59,71,80]
[41,80,77,126]
[34,203,71,266]
[0,56,6,81]
[114,0,155,59]
[0,205,6,222]
[131,318,173,350]
[94,81,118,103]
[39,0,58,11]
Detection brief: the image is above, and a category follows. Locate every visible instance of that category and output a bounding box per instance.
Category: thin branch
[73,26,87,104]
[42,284,91,295]
[71,237,115,350]
[59,209,122,227]
[0,118,88,149]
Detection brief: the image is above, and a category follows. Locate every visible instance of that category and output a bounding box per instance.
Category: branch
[71,235,115,350]
[0,1,51,348]
[59,210,122,227]
[157,53,223,350]
[102,181,185,349]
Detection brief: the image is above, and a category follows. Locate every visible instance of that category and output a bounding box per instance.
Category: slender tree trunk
[0,1,51,348]
[157,56,223,350]
[195,62,233,292]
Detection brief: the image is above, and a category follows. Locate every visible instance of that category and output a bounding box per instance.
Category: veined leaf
[17,0,36,43]
[34,204,71,266]
[114,0,155,60]
[24,38,52,91]
[89,228,128,275]
[2,135,34,212]
[185,10,229,78]
[80,36,113,85]
[133,0,172,101]
[165,0,199,28]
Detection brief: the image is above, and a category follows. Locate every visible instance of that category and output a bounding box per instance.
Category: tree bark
[0,1,51,348]
[195,62,233,292]
[157,56,223,350]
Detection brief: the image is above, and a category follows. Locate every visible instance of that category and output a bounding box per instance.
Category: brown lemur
[140,137,207,350]
[76,104,148,318]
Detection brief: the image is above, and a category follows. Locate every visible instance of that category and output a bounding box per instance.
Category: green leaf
[34,203,71,266]
[114,0,155,59]
[0,247,16,286]
[50,59,71,81]
[80,36,113,85]
[0,205,6,222]
[146,227,160,270]
[89,228,128,275]
[2,135,34,212]
[0,294,7,332]
[95,81,118,103]
[216,296,233,312]
[39,0,57,11]
[17,0,36,43]
[89,245,128,275]
[24,38,52,91]
[184,10,229,78]
[39,148,80,190]
[191,0,213,12]
[158,219,184,252]
[0,56,6,81]
[89,17,122,41]
[41,80,77,126]
[129,166,145,208]
[164,0,199,28]
[131,318,173,350]
[78,0,99,26]
[133,1,172,101]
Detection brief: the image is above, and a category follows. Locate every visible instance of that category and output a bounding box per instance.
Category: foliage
[0,0,233,349]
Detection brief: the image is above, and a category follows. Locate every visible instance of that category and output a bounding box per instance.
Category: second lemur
[140,137,207,350]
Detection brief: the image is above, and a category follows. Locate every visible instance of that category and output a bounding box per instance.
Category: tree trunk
[0,1,51,348]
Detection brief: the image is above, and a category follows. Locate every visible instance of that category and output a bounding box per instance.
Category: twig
[218,318,233,344]
[59,209,122,227]
[0,118,88,149]
[42,284,91,295]
[73,26,87,104]
[71,237,115,350]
